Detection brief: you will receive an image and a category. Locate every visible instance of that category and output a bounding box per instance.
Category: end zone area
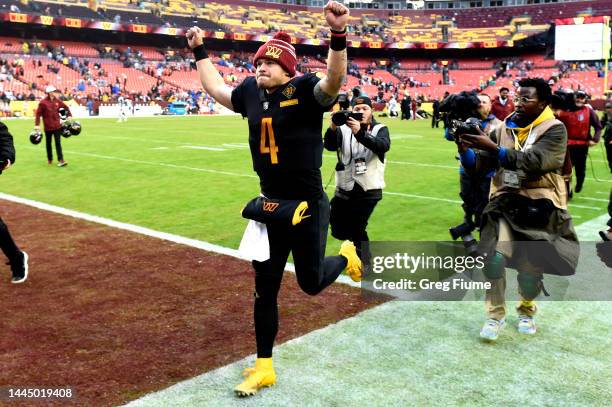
[0,198,383,406]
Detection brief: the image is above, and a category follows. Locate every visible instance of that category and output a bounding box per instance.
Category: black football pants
[252,193,347,358]
[568,145,588,190]
[459,171,491,229]
[45,129,64,162]
[0,217,20,263]
[329,195,379,264]
[605,141,612,174]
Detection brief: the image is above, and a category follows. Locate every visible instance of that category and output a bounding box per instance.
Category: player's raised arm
[315,1,348,104]
[186,26,234,111]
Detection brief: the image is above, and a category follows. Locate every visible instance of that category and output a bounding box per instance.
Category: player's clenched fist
[323,1,349,31]
[186,26,204,49]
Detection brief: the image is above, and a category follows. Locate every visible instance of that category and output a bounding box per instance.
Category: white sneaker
[518,315,537,335]
[480,317,505,341]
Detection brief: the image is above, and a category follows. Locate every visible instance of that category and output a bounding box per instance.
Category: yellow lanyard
[511,123,534,152]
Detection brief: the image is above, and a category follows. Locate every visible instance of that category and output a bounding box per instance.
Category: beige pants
[485,218,541,320]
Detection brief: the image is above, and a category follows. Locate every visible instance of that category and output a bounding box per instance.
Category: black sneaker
[10,251,29,284]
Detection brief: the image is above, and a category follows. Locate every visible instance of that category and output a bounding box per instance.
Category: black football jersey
[231,73,334,199]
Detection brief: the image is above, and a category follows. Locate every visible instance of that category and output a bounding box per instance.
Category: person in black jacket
[0,121,29,283]
[432,98,440,128]
[400,92,411,120]
[601,101,612,173]
[324,95,390,265]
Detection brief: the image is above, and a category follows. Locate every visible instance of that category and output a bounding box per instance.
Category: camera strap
[337,131,354,167]
[511,123,535,152]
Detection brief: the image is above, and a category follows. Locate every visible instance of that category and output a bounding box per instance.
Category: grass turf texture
[126,301,612,407]
[1,116,610,406]
[126,218,612,407]
[2,116,610,254]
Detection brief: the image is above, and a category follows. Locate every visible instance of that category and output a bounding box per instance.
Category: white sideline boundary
[25,146,607,209]
[0,192,359,289]
[1,192,608,406]
[125,211,611,407]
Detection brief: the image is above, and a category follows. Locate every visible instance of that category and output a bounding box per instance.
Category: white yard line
[387,160,457,169]
[57,150,259,179]
[585,177,612,183]
[576,197,609,203]
[0,193,358,288]
[383,191,462,204]
[179,146,227,151]
[569,204,604,210]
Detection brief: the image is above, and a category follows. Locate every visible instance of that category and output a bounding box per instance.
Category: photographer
[555,90,602,194]
[324,95,390,265]
[459,78,579,341]
[442,92,501,254]
[0,120,29,283]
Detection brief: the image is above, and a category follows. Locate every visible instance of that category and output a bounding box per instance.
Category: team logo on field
[282,84,296,99]
[262,201,279,212]
[265,46,283,59]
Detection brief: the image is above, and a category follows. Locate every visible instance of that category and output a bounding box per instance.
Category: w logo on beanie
[265,46,283,59]
[253,32,297,77]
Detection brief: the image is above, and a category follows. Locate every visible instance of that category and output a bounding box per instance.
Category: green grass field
[2,115,609,252]
[2,115,611,406]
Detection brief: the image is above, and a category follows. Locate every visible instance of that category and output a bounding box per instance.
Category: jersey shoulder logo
[265,46,283,59]
[282,84,296,99]
[262,201,279,212]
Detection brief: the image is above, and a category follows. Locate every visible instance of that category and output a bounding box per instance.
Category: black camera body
[332,110,364,127]
[449,117,482,140]
[441,91,488,256]
[449,221,479,257]
[337,93,350,110]
[439,91,483,139]
[551,90,579,112]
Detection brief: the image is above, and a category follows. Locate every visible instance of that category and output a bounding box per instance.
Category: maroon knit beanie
[253,32,297,77]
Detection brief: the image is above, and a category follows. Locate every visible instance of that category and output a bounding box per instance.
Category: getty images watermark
[362,241,612,301]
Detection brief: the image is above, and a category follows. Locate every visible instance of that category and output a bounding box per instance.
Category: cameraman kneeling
[459,78,579,341]
[324,96,390,266]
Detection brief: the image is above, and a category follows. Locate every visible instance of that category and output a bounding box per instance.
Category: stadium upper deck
[1,0,610,45]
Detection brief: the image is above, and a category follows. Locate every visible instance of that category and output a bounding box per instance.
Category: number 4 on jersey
[260,117,279,164]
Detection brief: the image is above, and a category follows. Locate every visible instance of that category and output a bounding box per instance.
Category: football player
[187,0,360,397]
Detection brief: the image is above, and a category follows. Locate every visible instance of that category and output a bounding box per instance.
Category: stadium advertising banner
[0,11,513,50]
[554,16,611,61]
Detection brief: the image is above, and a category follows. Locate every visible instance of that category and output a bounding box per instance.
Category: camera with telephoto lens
[337,93,350,110]
[449,221,478,257]
[332,110,364,127]
[550,90,578,112]
[440,91,486,257]
[449,117,483,140]
[439,91,482,140]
